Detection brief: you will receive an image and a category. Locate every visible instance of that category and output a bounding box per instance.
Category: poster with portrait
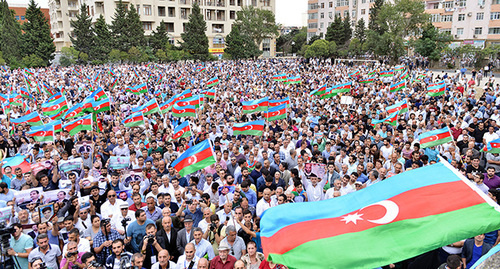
[59,158,83,173]
[14,187,43,207]
[75,141,94,155]
[121,171,143,188]
[117,189,133,203]
[109,156,130,170]
[79,195,91,210]
[304,163,326,179]
[218,185,235,196]
[42,189,70,204]
[30,160,54,176]
[38,203,55,223]
[0,206,12,222]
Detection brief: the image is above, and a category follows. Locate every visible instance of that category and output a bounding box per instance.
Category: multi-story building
[49,0,276,57]
[8,3,50,25]
[308,0,500,47]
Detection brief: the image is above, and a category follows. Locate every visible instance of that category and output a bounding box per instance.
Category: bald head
[198,258,209,269]
[158,250,170,266]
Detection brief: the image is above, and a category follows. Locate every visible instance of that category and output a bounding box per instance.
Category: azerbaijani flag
[41,97,68,116]
[172,121,192,140]
[310,84,327,96]
[427,81,446,97]
[386,99,408,115]
[171,139,216,177]
[126,83,148,95]
[44,119,62,133]
[400,69,409,80]
[380,70,394,77]
[269,97,290,108]
[419,127,453,148]
[242,97,269,114]
[321,82,352,98]
[10,112,43,126]
[371,111,398,126]
[320,87,337,100]
[89,87,107,101]
[481,138,500,153]
[203,89,216,99]
[207,77,219,88]
[63,114,92,136]
[19,87,32,99]
[177,95,201,108]
[359,77,375,84]
[416,74,426,82]
[195,65,206,72]
[1,154,30,173]
[284,76,301,84]
[349,70,360,78]
[24,68,34,76]
[159,100,173,114]
[64,102,85,119]
[390,80,406,93]
[110,78,118,89]
[266,104,287,121]
[272,74,287,82]
[27,125,54,142]
[91,98,111,113]
[172,104,196,117]
[122,112,144,127]
[394,65,405,72]
[261,161,500,269]
[108,68,115,76]
[233,120,265,136]
[132,99,160,116]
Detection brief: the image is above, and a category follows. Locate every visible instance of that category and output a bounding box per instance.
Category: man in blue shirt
[8,223,33,269]
[240,180,257,208]
[0,166,14,188]
[0,182,14,202]
[127,209,155,253]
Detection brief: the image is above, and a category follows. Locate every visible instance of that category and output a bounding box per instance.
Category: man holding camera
[28,234,62,269]
[60,241,85,269]
[176,199,204,228]
[127,209,155,253]
[111,204,136,235]
[93,219,123,264]
[8,223,33,269]
[141,223,164,268]
[104,239,132,269]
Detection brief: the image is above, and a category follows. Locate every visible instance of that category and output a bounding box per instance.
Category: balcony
[179,0,190,5]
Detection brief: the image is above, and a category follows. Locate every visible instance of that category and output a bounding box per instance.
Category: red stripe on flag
[387,103,408,114]
[420,132,451,145]
[261,180,485,256]
[233,125,264,132]
[173,147,213,171]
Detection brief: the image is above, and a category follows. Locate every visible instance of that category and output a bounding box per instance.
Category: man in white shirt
[256,188,276,218]
[189,228,215,261]
[111,204,136,235]
[100,190,127,219]
[301,173,327,202]
[158,175,175,198]
[175,243,199,269]
[152,250,177,269]
[62,228,91,255]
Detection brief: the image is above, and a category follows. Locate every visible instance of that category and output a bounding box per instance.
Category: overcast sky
[8,0,307,26]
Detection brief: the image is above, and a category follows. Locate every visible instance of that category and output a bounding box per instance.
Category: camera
[67,251,78,258]
[145,234,155,245]
[101,218,111,226]
[121,217,131,228]
[119,253,139,269]
[209,223,216,232]
[89,260,102,269]
[186,200,193,205]
[39,262,47,269]
[0,222,15,255]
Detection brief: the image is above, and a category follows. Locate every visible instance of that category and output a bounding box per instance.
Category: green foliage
[22,54,44,67]
[234,5,279,48]
[108,49,122,63]
[167,48,188,61]
[225,24,261,59]
[369,0,384,34]
[110,0,129,52]
[325,15,344,45]
[348,38,362,56]
[180,3,209,60]
[0,51,6,65]
[150,21,171,52]
[59,47,78,66]
[328,41,337,56]
[308,35,320,45]
[304,39,330,58]
[413,23,452,61]
[156,49,167,62]
[292,27,307,53]
[343,14,352,44]
[298,44,309,56]
[0,0,22,65]
[354,18,366,44]
[70,4,94,57]
[20,0,55,66]
[128,46,142,63]
[91,15,112,62]
[126,4,145,48]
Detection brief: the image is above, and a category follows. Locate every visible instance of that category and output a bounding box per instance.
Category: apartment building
[8,3,50,25]
[49,0,276,57]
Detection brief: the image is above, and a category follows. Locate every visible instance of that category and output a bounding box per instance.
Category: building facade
[307,0,500,48]
[8,4,50,25]
[49,0,276,57]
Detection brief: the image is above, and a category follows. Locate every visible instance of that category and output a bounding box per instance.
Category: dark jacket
[156,227,179,262]
[461,238,492,267]
[105,252,132,269]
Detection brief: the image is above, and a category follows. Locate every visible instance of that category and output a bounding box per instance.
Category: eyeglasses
[108,195,116,198]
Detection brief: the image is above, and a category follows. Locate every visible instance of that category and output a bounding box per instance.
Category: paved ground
[476,251,500,269]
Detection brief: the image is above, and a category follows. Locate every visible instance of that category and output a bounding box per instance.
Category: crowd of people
[0,57,499,269]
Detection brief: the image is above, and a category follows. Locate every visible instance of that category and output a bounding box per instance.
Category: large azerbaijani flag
[27,125,54,142]
[400,69,409,80]
[419,127,453,148]
[359,77,375,84]
[284,76,301,84]
[310,84,327,96]
[380,70,394,77]
[63,114,92,136]
[176,95,201,108]
[122,112,144,127]
[10,112,43,126]
[126,83,148,95]
[386,99,408,115]
[132,99,160,116]
[90,98,111,113]
[41,97,68,116]
[266,103,287,121]
[389,80,406,93]
[172,120,192,140]
[172,104,196,117]
[171,139,216,177]
[481,138,500,154]
[233,120,265,136]
[261,161,500,269]
[44,119,62,133]
[371,111,398,126]
[427,81,446,96]
[269,97,290,108]
[242,97,269,114]
[207,77,219,88]
[272,73,287,82]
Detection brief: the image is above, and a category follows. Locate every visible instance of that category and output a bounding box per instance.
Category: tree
[308,35,320,45]
[354,18,366,44]
[70,4,94,58]
[180,2,209,60]
[20,0,55,66]
[304,39,330,58]
[128,46,142,63]
[292,27,307,53]
[59,46,78,66]
[233,5,279,48]
[225,24,261,59]
[413,23,452,62]
[0,0,22,65]
[325,15,344,45]
[348,38,362,56]
[343,13,352,44]
[110,0,129,51]
[150,20,171,52]
[90,15,112,63]
[126,4,145,48]
[368,0,384,34]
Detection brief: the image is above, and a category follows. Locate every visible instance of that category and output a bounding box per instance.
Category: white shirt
[152,261,177,269]
[175,254,199,269]
[256,198,276,218]
[111,210,136,232]
[101,200,128,219]
[158,184,176,198]
[302,177,327,202]
[190,239,215,260]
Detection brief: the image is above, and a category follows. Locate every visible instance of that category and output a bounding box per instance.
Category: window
[143,22,152,30]
[344,10,348,17]
[21,16,25,20]
[489,28,500,34]
[443,1,453,8]
[251,0,257,6]
[213,35,224,48]
[433,3,439,9]
[308,13,318,20]
[230,0,235,5]
[431,14,440,22]
[230,10,235,19]
[168,36,175,45]
[336,0,349,7]
[352,10,356,17]
[441,15,452,22]
[458,14,464,21]
[320,22,324,28]
[477,12,484,20]
[263,0,270,6]
[136,5,140,14]
[308,3,318,10]
[475,27,482,35]
[262,38,271,57]
[308,23,318,29]
[320,12,324,19]
[321,3,324,8]
[456,0,465,7]
[495,0,500,4]
[212,23,224,33]
[158,6,166,16]
[362,0,366,3]
[492,12,500,20]
[440,28,451,35]
[144,5,152,15]
[478,0,485,5]
[180,8,189,19]
[456,28,463,35]
[165,22,174,32]
[328,12,333,19]
[361,9,365,15]
[329,2,333,7]
[15,15,19,20]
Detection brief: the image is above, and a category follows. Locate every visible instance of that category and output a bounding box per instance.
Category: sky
[8,0,307,26]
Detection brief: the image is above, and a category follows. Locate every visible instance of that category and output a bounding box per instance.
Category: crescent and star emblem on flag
[341,200,399,225]
[187,155,197,165]
[244,125,253,130]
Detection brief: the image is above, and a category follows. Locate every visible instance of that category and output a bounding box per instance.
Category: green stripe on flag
[268,113,286,122]
[234,130,263,136]
[267,203,500,269]
[173,111,196,117]
[124,120,145,128]
[421,136,453,148]
[178,155,216,177]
